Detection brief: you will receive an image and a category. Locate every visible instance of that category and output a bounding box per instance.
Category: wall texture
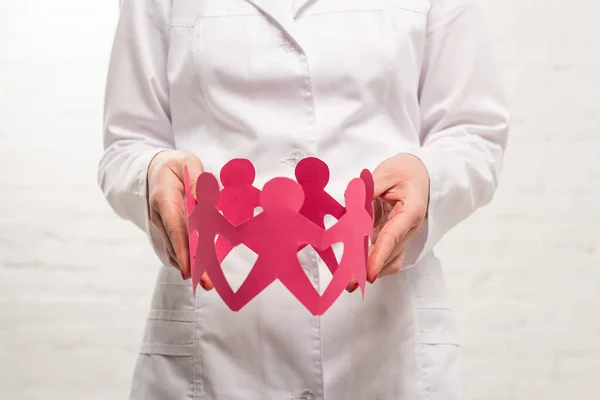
[0,1,598,399]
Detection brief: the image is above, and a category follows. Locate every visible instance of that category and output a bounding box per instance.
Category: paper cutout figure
[215,158,261,261]
[359,168,375,268]
[295,157,346,274]
[224,178,326,312]
[360,168,375,218]
[321,178,373,302]
[188,172,240,296]
[184,158,375,315]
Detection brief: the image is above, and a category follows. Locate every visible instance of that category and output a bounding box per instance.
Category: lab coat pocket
[140,309,195,356]
[415,306,463,400]
[409,257,459,345]
[416,305,460,346]
[408,259,463,398]
[129,310,195,400]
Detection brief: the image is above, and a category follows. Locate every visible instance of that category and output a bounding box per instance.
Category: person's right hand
[147,150,211,288]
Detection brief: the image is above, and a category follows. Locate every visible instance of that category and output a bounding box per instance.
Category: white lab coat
[98,0,509,399]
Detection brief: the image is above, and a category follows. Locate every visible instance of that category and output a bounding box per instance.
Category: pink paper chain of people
[184,157,374,316]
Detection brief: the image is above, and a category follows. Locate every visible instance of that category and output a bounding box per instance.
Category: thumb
[371,156,398,199]
[172,152,205,199]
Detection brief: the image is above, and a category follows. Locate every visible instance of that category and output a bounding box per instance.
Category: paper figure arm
[322,218,344,250]
[323,195,346,220]
[296,215,327,250]
[215,213,242,247]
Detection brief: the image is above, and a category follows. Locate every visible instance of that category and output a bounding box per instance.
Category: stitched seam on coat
[193,308,197,400]
[191,13,262,19]
[180,5,427,23]
[316,253,325,400]
[302,60,323,398]
[194,299,204,400]
[409,271,427,400]
[299,6,427,17]
[190,0,199,390]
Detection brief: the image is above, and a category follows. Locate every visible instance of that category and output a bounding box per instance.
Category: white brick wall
[0,1,598,399]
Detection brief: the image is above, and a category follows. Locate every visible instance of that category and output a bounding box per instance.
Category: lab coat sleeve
[403,0,510,266]
[98,0,173,261]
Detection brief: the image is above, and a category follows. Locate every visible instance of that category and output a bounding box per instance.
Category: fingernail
[349,282,359,293]
[199,280,208,291]
[180,270,186,280]
[369,274,378,284]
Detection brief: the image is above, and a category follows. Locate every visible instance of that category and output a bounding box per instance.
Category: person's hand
[367,153,430,282]
[147,150,208,285]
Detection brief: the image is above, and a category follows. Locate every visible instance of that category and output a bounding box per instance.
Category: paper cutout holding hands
[215,158,261,261]
[295,157,346,274]
[188,172,240,296]
[359,169,375,270]
[226,178,326,312]
[321,178,373,303]
[184,157,375,315]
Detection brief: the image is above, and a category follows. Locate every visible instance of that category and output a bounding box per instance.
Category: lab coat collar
[244,0,314,50]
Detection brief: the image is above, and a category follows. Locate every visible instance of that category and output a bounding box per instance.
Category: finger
[379,223,420,274]
[168,255,180,270]
[378,250,406,278]
[201,272,214,291]
[372,197,384,227]
[372,153,430,200]
[170,155,204,276]
[154,209,187,280]
[151,189,190,277]
[367,209,416,281]
[372,198,393,231]
[161,202,191,279]
[371,156,400,199]
[346,277,358,293]
[380,222,420,267]
[170,153,204,199]
[150,210,178,263]
[380,239,403,268]
[166,245,178,266]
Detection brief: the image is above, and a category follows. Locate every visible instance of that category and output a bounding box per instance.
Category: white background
[0,1,598,399]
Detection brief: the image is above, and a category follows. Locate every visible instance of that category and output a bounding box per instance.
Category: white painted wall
[0,1,598,399]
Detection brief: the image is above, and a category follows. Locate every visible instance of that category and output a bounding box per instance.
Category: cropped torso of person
[99,0,509,399]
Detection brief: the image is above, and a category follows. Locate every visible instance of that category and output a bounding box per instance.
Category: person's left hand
[366,153,430,283]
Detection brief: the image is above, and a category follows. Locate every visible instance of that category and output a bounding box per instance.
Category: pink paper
[295,157,346,274]
[187,172,241,296]
[321,178,373,300]
[214,158,261,261]
[185,158,374,315]
[359,168,375,279]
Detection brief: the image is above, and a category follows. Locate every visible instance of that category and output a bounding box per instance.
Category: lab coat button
[283,150,305,166]
[281,40,296,52]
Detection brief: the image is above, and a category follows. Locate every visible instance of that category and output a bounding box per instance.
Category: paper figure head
[221,158,255,187]
[196,172,220,206]
[345,178,366,209]
[295,157,329,189]
[261,177,305,212]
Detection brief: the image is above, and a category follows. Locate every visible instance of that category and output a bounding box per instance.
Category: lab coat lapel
[292,0,317,17]
[243,0,299,46]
